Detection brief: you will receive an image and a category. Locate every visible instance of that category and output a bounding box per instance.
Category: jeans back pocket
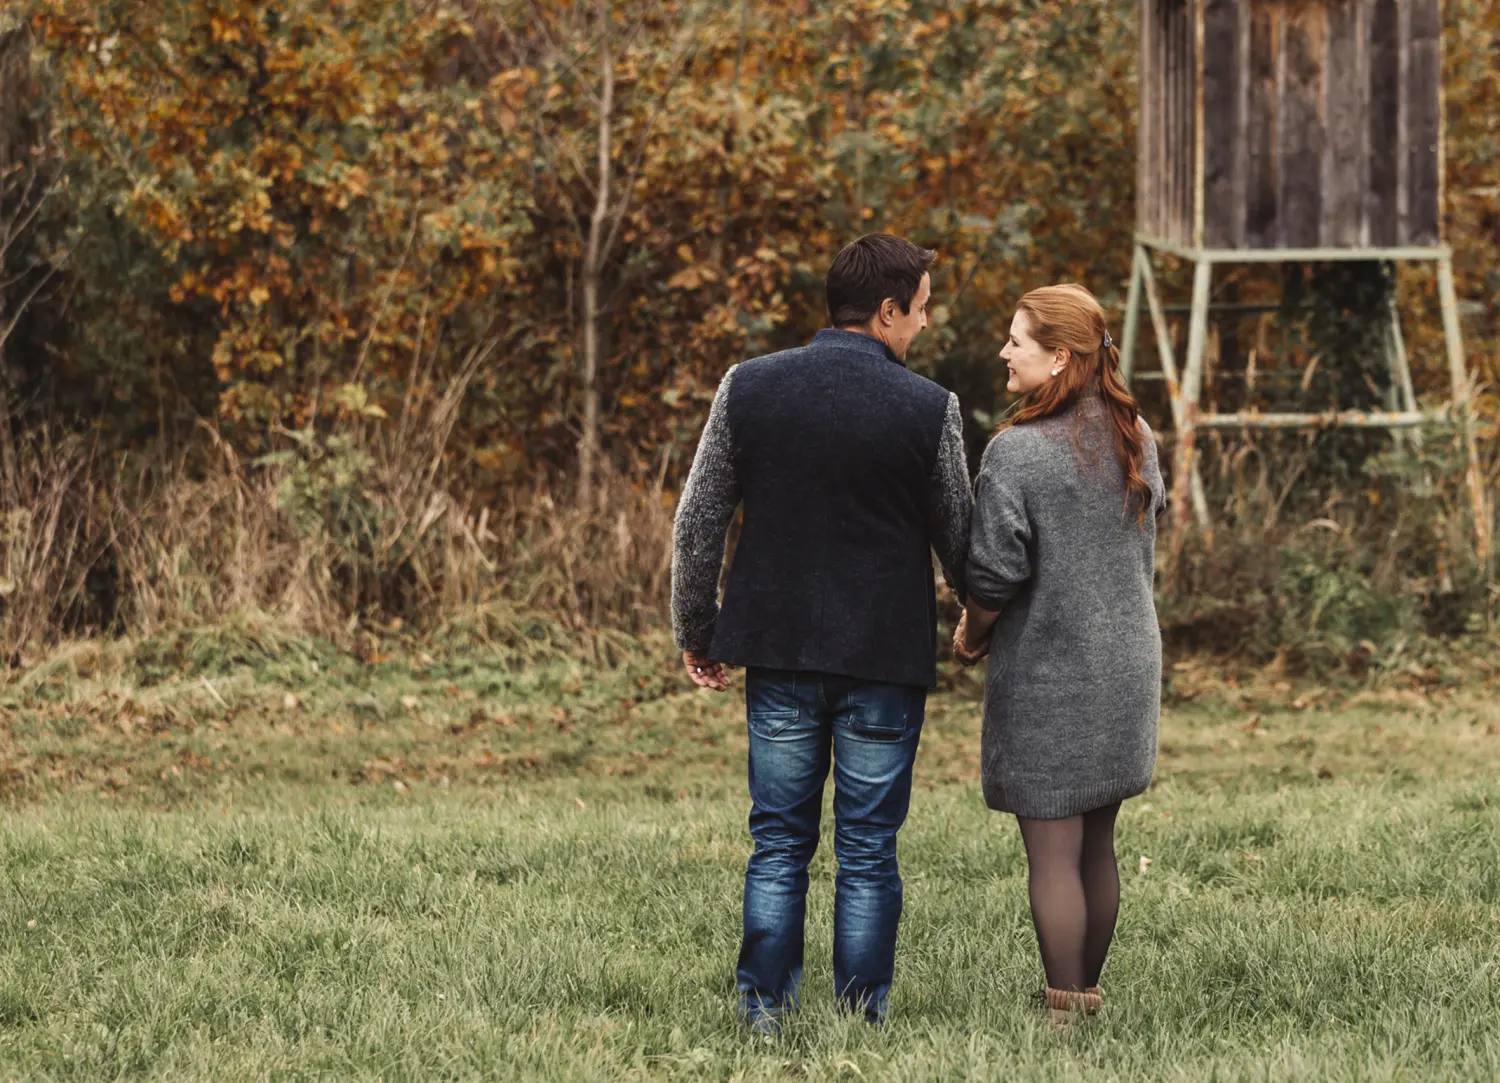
[842,683,923,742]
[748,709,801,741]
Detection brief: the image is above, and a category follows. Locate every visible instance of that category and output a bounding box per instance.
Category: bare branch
[576,0,617,508]
[612,0,682,119]
[0,172,56,265]
[490,10,597,220]
[520,0,605,108]
[0,241,74,354]
[599,5,706,265]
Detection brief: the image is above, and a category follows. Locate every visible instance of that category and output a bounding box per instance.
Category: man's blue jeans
[736,667,926,1025]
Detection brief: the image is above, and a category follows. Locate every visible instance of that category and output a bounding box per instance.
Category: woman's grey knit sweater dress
[967,396,1165,819]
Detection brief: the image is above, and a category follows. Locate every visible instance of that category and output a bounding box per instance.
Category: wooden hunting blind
[1118,0,1486,549]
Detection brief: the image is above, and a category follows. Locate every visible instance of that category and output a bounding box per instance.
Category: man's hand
[951,611,991,667]
[683,649,732,691]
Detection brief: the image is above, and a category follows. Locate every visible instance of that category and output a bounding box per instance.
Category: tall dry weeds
[0,429,112,657]
[1,384,1493,676]
[0,373,676,667]
[1160,421,1498,668]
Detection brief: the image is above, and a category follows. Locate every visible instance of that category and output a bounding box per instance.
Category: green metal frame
[1131,234,1452,265]
[1119,234,1487,557]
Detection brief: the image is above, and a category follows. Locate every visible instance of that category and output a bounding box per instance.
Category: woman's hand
[952,610,992,666]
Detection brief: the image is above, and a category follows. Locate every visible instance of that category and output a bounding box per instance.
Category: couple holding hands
[671,233,1165,1031]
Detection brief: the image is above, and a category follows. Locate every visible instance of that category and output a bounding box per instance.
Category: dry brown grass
[0,397,676,668]
[1157,420,1499,666]
[0,384,1494,678]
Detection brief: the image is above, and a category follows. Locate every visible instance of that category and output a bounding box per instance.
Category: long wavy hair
[999,284,1153,521]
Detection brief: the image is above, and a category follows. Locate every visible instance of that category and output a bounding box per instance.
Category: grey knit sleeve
[671,367,741,652]
[966,435,1032,611]
[928,392,973,602]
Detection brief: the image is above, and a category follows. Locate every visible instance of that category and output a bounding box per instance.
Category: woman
[953,284,1165,1026]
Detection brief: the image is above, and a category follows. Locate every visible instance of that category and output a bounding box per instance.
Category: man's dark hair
[825,233,936,328]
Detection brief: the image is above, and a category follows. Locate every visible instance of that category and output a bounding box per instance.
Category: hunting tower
[1118,0,1485,549]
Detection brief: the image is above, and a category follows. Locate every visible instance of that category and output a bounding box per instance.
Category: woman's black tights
[1015,803,1121,991]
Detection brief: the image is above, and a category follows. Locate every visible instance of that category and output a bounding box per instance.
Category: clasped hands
[952,609,993,667]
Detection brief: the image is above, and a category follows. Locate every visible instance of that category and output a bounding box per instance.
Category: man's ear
[878,297,898,327]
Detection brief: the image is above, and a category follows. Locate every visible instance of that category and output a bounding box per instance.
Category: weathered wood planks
[1141,0,1444,251]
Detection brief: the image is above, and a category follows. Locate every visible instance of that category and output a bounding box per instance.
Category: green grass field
[1,631,1498,1080]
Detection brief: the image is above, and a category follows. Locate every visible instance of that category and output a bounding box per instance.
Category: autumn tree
[22,0,1492,494]
[32,0,536,442]
[0,16,62,496]
[481,0,706,508]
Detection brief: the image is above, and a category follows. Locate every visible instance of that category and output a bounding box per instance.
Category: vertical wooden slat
[1180,0,1194,244]
[1233,0,1251,248]
[1164,1,1176,243]
[1323,0,1365,246]
[1165,1,1179,242]
[1142,0,1151,236]
[1395,0,1410,241]
[1139,0,1152,235]
[1192,0,1205,248]
[1367,0,1399,245]
[1153,0,1166,239]
[1278,4,1325,247]
[1435,0,1445,244]
[1153,0,1165,239]
[1201,0,1238,247]
[1406,0,1440,244]
[1246,3,1278,247]
[1158,1,1170,238]
[1158,0,1170,238]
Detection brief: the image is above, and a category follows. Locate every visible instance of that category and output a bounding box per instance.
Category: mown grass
[0,633,1498,1080]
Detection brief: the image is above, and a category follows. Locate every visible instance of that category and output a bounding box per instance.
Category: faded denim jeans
[736,667,926,1026]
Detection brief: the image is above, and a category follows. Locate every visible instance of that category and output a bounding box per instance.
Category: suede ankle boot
[1045,987,1103,1026]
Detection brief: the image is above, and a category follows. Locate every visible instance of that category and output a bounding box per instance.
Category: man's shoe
[740,1007,781,1038]
[738,995,785,1038]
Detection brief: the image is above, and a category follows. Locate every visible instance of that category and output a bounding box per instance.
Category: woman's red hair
[1000,283,1153,521]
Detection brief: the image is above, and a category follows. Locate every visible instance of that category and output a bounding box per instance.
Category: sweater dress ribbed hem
[981,772,1154,820]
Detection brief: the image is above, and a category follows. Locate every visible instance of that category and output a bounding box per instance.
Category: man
[670,233,973,1031]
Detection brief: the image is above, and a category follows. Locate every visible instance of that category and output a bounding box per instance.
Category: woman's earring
[1050,367,1060,376]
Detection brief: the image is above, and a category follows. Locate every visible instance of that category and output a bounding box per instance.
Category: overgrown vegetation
[0,2,1496,671]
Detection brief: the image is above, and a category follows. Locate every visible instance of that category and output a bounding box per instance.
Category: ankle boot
[1083,985,1102,1015]
[1045,987,1102,1026]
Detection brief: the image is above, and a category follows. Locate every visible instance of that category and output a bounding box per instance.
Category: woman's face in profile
[999,309,1063,395]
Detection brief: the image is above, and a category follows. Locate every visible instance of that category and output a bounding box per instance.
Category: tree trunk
[578,0,613,512]
[0,26,31,503]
